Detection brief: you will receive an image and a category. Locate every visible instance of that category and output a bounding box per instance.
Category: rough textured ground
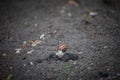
[0,0,120,80]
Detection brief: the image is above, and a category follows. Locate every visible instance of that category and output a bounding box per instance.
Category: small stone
[9,66,13,69]
[90,63,94,65]
[30,62,34,65]
[89,12,97,16]
[104,46,108,49]
[15,48,22,54]
[73,61,77,65]
[78,52,83,54]
[68,13,72,16]
[23,64,27,66]
[2,53,8,59]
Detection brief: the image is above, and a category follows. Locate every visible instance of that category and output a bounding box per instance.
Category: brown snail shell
[57,44,67,52]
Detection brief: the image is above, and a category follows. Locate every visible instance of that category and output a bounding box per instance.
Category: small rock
[9,66,13,69]
[68,13,72,16]
[78,52,83,54]
[15,48,22,54]
[90,63,94,65]
[89,12,97,17]
[34,24,38,27]
[73,61,77,65]
[23,63,27,66]
[104,46,108,49]
[2,53,8,59]
[30,62,34,65]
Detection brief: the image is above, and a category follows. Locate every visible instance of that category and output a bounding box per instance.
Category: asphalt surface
[0,0,120,80]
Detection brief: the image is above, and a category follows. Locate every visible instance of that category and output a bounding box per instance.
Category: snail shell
[57,44,67,52]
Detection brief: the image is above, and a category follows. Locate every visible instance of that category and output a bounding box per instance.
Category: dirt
[0,0,120,80]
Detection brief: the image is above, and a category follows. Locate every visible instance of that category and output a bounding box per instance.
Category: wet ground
[0,0,120,80]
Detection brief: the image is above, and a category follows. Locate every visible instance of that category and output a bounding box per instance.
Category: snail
[56,44,67,58]
[48,44,78,62]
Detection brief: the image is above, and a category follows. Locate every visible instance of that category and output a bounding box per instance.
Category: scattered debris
[2,53,8,59]
[89,12,98,17]
[23,40,41,47]
[15,48,22,54]
[7,74,14,80]
[31,40,41,47]
[27,49,34,54]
